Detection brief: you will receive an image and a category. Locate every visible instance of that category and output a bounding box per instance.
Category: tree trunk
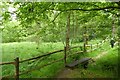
[118,2,120,78]
[83,26,88,52]
[66,12,70,51]
[112,14,115,38]
[75,11,78,38]
[36,22,41,49]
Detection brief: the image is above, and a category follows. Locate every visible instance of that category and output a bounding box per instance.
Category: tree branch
[52,11,62,22]
[65,6,119,11]
[50,6,119,22]
[91,3,119,16]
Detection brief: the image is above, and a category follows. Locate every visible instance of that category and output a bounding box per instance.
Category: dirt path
[56,51,108,78]
[93,51,108,60]
[56,68,73,78]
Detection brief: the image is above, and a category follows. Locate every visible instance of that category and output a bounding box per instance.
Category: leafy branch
[65,6,119,11]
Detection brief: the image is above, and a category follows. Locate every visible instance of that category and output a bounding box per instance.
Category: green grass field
[57,42,118,78]
[2,42,65,78]
[77,42,118,78]
[88,42,118,78]
[1,39,118,78]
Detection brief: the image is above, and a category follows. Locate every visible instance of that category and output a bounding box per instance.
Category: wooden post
[83,43,86,52]
[14,57,19,80]
[64,46,67,66]
[83,27,88,53]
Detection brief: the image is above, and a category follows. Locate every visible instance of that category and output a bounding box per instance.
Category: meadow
[1,39,118,78]
[2,42,65,78]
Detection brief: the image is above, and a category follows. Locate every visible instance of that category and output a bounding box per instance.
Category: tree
[1,2,119,43]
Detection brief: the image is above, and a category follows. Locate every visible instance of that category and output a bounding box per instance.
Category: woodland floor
[56,51,109,78]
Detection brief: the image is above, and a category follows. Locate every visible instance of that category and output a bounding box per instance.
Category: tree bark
[112,14,115,38]
[83,26,88,52]
[75,11,78,38]
[66,11,70,51]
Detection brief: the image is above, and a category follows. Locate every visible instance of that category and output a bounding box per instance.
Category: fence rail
[19,57,64,76]
[0,61,15,65]
[19,49,64,63]
[1,38,110,79]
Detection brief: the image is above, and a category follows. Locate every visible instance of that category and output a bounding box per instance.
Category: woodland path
[56,50,108,78]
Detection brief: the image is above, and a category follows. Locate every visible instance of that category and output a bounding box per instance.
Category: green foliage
[1,2,119,78]
[2,21,21,42]
[0,2,119,43]
[2,12,11,21]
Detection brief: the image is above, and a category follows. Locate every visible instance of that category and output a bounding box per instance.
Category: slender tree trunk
[118,2,120,78]
[112,14,115,38]
[83,26,88,52]
[72,11,75,39]
[84,27,88,45]
[36,22,41,49]
[75,11,78,38]
[66,12,70,50]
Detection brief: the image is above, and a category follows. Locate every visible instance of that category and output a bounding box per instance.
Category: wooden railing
[0,49,65,79]
[1,46,82,79]
[1,37,115,79]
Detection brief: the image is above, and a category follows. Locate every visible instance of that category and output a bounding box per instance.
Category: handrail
[0,45,82,65]
[2,74,14,78]
[19,50,84,75]
[0,61,15,65]
[19,57,64,75]
[19,45,82,63]
[19,49,64,63]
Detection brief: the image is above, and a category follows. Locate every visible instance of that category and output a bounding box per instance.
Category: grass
[58,42,118,78]
[2,42,65,78]
[59,41,117,78]
[2,39,110,78]
[90,46,118,78]
[82,42,118,78]
[2,42,64,62]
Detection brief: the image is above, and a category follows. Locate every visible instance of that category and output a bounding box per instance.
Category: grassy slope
[1,39,104,78]
[62,42,118,78]
[88,46,118,78]
[2,42,64,78]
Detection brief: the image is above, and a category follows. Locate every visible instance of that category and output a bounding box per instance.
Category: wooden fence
[1,37,115,79]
